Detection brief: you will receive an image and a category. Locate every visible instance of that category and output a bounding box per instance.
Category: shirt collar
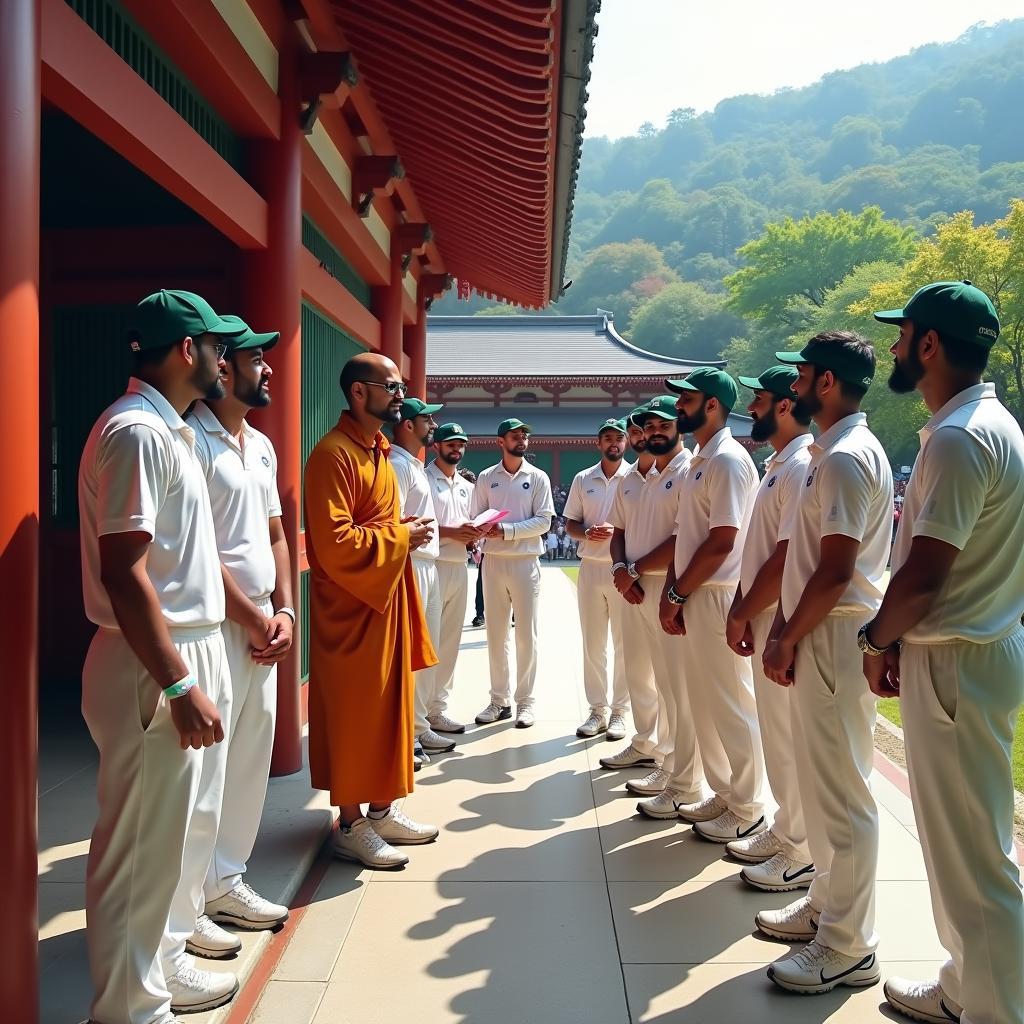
[919,382,996,443]
[587,460,630,482]
[390,445,419,465]
[692,427,731,462]
[338,411,389,456]
[127,378,191,437]
[810,412,866,455]
[190,400,253,438]
[497,459,533,479]
[767,432,813,468]
[652,448,691,476]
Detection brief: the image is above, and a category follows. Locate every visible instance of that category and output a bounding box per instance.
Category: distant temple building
[426,312,755,485]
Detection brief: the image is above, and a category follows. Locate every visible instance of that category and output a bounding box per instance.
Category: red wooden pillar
[243,30,302,776]
[374,241,404,367]
[405,288,427,401]
[0,0,41,1019]
[551,447,562,488]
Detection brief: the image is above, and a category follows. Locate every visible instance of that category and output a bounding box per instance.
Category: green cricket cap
[219,314,280,352]
[776,337,875,389]
[873,280,1000,349]
[627,402,650,426]
[497,417,532,436]
[641,395,681,421]
[597,417,627,436]
[128,289,246,352]
[737,365,799,399]
[434,422,468,443]
[400,398,444,420]
[666,367,739,411]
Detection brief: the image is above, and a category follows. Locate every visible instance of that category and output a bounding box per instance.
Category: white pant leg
[619,598,665,758]
[83,626,226,1024]
[577,558,613,715]
[411,558,442,736]
[431,561,469,717]
[205,599,276,904]
[483,555,514,706]
[751,607,809,860]
[901,632,1024,1024]
[506,558,542,707]
[792,614,878,957]
[606,575,630,714]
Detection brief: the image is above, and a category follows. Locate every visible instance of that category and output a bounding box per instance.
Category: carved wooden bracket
[353,155,404,217]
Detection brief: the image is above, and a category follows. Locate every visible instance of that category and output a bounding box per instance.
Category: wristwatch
[666,586,688,606]
[626,562,640,580]
[275,606,296,622]
[856,622,888,656]
[611,561,627,577]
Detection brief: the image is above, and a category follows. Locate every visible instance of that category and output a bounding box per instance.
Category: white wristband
[275,606,296,622]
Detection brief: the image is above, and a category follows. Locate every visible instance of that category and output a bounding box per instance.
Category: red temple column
[0,0,41,1019]
[551,448,562,488]
[374,241,404,367]
[406,288,427,402]
[243,29,302,776]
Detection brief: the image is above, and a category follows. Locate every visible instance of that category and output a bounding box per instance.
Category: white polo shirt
[391,445,440,561]
[563,459,631,562]
[186,402,282,601]
[891,383,1024,643]
[739,434,813,594]
[781,412,893,619]
[78,378,224,629]
[426,459,475,564]
[609,449,691,573]
[471,458,555,558]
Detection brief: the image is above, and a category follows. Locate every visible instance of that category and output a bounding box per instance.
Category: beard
[422,429,435,447]
[628,435,647,454]
[888,340,924,394]
[646,432,677,454]
[506,443,527,456]
[439,450,463,466]
[235,373,271,409]
[792,390,822,422]
[749,406,778,443]
[603,448,623,462]
[675,403,707,435]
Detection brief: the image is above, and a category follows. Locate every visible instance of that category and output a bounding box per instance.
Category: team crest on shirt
[522,481,531,490]
[806,468,817,487]
[665,479,674,489]
[767,475,777,487]
[261,455,270,467]
[586,488,596,495]
[693,471,702,481]
[491,481,500,488]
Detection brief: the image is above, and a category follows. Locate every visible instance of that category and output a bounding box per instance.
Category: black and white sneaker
[767,939,879,994]
[741,852,815,892]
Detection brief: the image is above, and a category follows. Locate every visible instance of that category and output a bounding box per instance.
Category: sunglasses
[359,380,409,396]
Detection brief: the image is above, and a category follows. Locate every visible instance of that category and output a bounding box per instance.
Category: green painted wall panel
[560,450,599,487]
[301,217,373,310]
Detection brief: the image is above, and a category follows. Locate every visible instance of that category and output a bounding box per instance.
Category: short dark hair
[339,360,361,402]
[913,324,990,373]
[132,341,176,372]
[810,330,874,400]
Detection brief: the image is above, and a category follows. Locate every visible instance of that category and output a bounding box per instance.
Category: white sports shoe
[185,915,241,959]
[675,795,727,823]
[606,712,627,741]
[419,728,457,752]
[768,938,879,994]
[370,806,439,846]
[206,881,288,930]
[576,711,609,738]
[726,827,782,863]
[693,809,766,844]
[599,744,658,770]
[741,852,815,892]
[755,895,820,941]
[475,702,512,725]
[516,706,536,729]
[166,965,239,1013]
[625,767,669,796]
[428,711,466,734]
[333,818,409,869]
[884,977,963,1023]
[636,787,687,819]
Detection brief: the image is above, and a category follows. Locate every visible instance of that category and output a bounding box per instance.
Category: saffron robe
[304,413,437,805]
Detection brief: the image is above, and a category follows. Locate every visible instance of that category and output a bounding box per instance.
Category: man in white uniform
[659,368,766,843]
[563,418,631,741]
[471,418,555,728]
[185,317,292,961]
[865,282,1024,1024]
[760,332,892,995]
[390,398,455,758]
[725,366,814,890]
[79,289,244,1023]
[608,397,703,811]
[425,422,480,734]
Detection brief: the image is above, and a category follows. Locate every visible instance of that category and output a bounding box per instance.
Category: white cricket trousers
[618,592,668,760]
[901,629,1024,1024]
[791,614,878,957]
[411,557,443,735]
[432,560,470,717]
[482,555,541,707]
[751,607,809,861]
[577,557,630,716]
[82,624,229,1024]
[205,598,276,904]
[676,587,764,817]
[637,574,702,797]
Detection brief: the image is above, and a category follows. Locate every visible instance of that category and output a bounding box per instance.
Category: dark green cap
[597,417,627,436]
[128,289,246,352]
[497,417,532,435]
[220,314,280,352]
[874,280,1000,349]
[627,402,650,426]
[400,398,444,420]
[434,422,468,443]
[738,365,798,399]
[776,338,875,389]
[666,367,739,411]
[641,395,680,421]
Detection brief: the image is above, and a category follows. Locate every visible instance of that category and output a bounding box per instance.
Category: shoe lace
[173,965,208,989]
[758,853,790,875]
[792,939,838,971]
[647,769,668,786]
[779,898,814,924]
[230,882,262,910]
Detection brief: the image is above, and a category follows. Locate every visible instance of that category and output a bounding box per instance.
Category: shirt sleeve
[469,473,487,518]
[391,456,412,514]
[708,453,752,530]
[817,452,874,542]
[563,474,585,523]
[267,442,283,519]
[501,472,555,541]
[777,458,807,543]
[95,423,171,538]
[910,427,990,550]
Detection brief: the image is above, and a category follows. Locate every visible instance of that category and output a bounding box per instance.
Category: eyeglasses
[213,342,228,359]
[359,380,408,396]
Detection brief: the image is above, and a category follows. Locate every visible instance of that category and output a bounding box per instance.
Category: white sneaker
[599,744,658,770]
[726,827,782,863]
[475,702,512,724]
[185,915,241,959]
[167,965,239,1013]
[768,939,879,994]
[333,817,409,869]
[370,805,439,846]
[515,706,535,728]
[675,795,727,823]
[884,977,963,1023]
[741,852,815,892]
[625,767,669,796]
[693,809,766,844]
[428,711,466,734]
[206,881,288,930]
[606,713,627,741]
[419,728,456,752]
[636,787,687,819]
[576,711,609,738]
[755,895,820,941]
[413,742,430,770]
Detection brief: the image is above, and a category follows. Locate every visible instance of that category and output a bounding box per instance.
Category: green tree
[630,282,746,362]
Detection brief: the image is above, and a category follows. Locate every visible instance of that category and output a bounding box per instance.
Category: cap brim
[207,316,251,337]
[664,377,699,394]
[500,423,532,435]
[737,375,763,390]
[774,351,806,365]
[643,410,677,421]
[598,426,626,436]
[423,403,444,415]
[873,308,906,324]
[231,331,280,351]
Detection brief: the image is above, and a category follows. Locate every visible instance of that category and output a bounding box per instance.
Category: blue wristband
[164,675,196,700]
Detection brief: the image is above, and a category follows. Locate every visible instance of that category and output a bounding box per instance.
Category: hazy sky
[584,0,1024,138]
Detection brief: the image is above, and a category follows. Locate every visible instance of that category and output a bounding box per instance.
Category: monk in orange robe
[303,352,440,869]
